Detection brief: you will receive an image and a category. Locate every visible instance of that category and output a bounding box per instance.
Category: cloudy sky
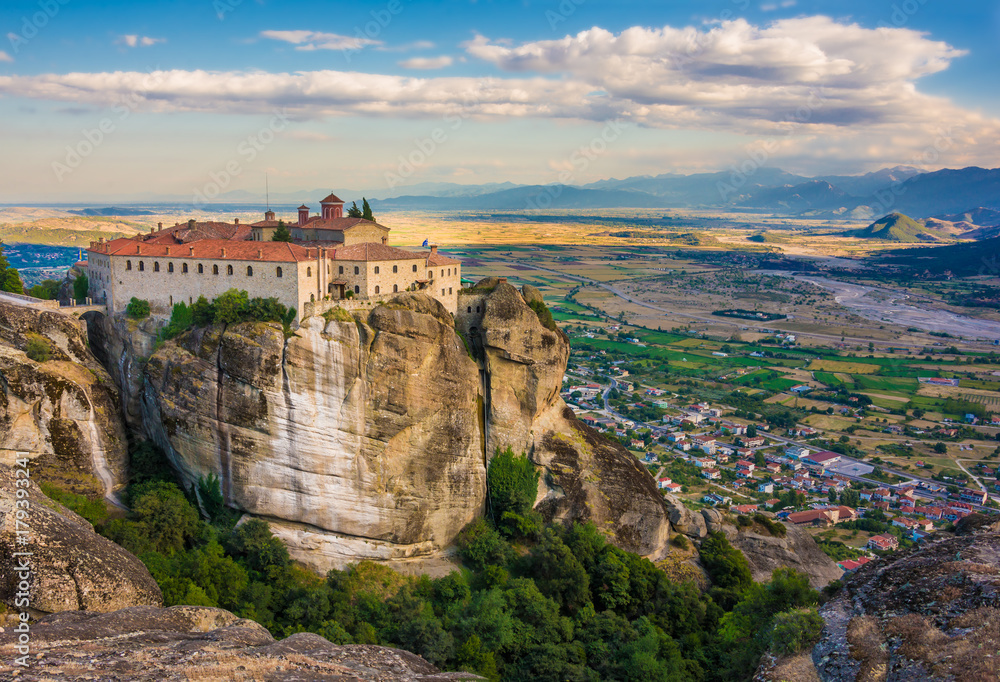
[1,0,999,202]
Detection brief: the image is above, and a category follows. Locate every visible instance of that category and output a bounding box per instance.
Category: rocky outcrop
[813,531,1000,681]
[138,295,486,573]
[0,605,475,680]
[476,282,672,558]
[724,521,841,589]
[0,463,161,614]
[0,301,127,497]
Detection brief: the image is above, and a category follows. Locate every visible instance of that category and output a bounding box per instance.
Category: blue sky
[1,0,998,202]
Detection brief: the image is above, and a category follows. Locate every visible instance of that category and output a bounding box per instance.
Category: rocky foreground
[0,606,480,681]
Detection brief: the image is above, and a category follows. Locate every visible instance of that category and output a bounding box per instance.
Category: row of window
[125,260,284,278]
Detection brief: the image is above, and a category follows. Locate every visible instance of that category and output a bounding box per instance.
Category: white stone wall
[106,254,304,318]
[425,263,461,315]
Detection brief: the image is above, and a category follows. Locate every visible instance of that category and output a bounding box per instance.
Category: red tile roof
[145,222,253,244]
[89,238,314,263]
[427,251,461,266]
[301,217,387,232]
[320,193,344,203]
[331,243,425,262]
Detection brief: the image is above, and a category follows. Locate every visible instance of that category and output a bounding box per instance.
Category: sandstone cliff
[0,301,127,497]
[0,605,475,680]
[0,463,161,615]
[138,295,486,573]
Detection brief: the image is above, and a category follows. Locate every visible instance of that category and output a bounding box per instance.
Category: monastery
[86,193,462,321]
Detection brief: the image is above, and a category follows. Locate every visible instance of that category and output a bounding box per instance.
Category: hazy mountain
[857,167,1000,218]
[369,185,670,210]
[815,166,924,196]
[934,207,1000,226]
[68,206,156,216]
[732,180,852,212]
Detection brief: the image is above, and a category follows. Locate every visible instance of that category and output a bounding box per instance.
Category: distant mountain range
[850,213,938,242]
[77,166,1000,222]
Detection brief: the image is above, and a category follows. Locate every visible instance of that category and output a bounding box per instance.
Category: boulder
[664,494,707,538]
[0,463,162,614]
[0,605,474,680]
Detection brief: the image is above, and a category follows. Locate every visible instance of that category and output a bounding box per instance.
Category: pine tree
[361,198,374,222]
[346,201,363,218]
[271,220,292,242]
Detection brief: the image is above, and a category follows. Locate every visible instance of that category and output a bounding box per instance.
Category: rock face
[138,295,486,572]
[0,301,127,497]
[0,463,161,614]
[813,531,1000,681]
[87,286,676,570]
[478,283,672,558]
[724,522,842,589]
[0,605,474,681]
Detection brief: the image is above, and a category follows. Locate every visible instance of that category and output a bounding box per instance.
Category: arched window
[138,261,144,271]
[126,260,132,270]
[247,266,253,276]
[392,265,398,274]
[167,262,174,273]
[476,306,480,313]
[375,285,380,294]
[468,306,472,313]
[307,267,312,277]
[153,262,160,272]
[442,288,445,295]
[354,266,359,275]
[198,264,204,274]
[412,264,418,272]
[339,266,344,274]
[354,285,360,294]
[374,266,379,274]
[393,284,398,292]
[182,263,188,273]
[449,287,453,294]
[213,264,219,275]
[276,267,282,278]
[310,293,315,302]
[447,268,451,276]
[441,269,444,277]
[227,264,233,276]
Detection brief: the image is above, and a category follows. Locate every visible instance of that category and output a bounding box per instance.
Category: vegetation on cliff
[0,240,25,294]
[43,443,825,681]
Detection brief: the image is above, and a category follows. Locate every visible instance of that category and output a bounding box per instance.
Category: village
[561,340,999,573]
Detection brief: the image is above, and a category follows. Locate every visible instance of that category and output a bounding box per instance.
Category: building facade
[87,193,461,321]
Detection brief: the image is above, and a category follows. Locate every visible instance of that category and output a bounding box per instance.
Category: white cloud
[260,30,381,51]
[117,35,165,48]
[0,51,12,63]
[2,17,997,170]
[398,56,453,69]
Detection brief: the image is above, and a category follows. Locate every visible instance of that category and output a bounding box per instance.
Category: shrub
[670,533,690,550]
[770,608,825,657]
[39,482,109,527]
[126,297,150,319]
[161,302,194,340]
[487,447,539,537]
[528,299,558,332]
[25,334,51,362]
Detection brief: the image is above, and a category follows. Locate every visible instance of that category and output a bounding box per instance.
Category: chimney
[189,247,194,255]
[257,249,262,259]
[136,245,141,254]
[188,219,196,228]
[382,236,388,245]
[150,226,155,233]
[498,277,507,283]
[165,246,171,255]
[234,218,239,225]
[430,244,438,254]
[158,222,163,230]
[99,237,104,243]
[221,248,226,258]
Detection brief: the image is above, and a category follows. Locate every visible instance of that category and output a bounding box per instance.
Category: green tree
[162,302,194,340]
[28,279,61,300]
[361,197,374,222]
[126,297,150,319]
[746,424,757,438]
[347,201,363,218]
[213,289,249,323]
[73,273,89,303]
[223,518,290,577]
[271,220,292,242]
[487,446,540,536]
[2,268,24,295]
[934,442,948,454]
[190,295,214,326]
[104,481,204,556]
[521,527,591,613]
